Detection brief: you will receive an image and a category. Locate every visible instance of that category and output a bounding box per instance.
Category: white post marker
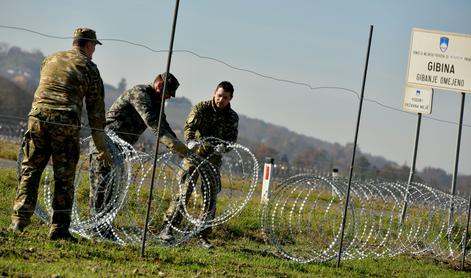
[261,157,274,204]
[331,168,339,196]
[332,168,339,180]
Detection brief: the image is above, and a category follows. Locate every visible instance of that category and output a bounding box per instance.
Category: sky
[1,0,471,175]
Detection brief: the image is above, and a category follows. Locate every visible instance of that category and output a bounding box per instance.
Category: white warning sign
[406,28,471,93]
[402,86,433,114]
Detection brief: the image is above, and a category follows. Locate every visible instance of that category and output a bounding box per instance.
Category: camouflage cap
[158,72,180,97]
[73,27,102,45]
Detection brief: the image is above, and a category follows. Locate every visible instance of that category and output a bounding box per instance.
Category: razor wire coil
[261,174,470,263]
[16,130,259,246]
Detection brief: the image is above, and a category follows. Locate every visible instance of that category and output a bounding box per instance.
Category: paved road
[0,158,16,169]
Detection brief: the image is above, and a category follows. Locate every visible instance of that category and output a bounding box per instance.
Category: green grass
[0,139,19,161]
[0,167,470,277]
[0,141,470,277]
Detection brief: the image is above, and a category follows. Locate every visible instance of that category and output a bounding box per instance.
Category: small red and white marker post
[261,157,274,204]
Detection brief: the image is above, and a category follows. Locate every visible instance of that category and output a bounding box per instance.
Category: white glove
[187,140,200,150]
[214,144,226,154]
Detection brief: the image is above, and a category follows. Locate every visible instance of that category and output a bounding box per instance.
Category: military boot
[8,222,27,233]
[49,229,78,243]
[158,226,174,243]
[198,234,213,249]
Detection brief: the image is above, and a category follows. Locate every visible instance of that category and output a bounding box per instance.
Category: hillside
[165,97,395,172]
[0,43,469,195]
[0,76,33,118]
[0,43,42,93]
[0,42,390,169]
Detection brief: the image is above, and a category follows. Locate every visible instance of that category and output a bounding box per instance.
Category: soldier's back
[32,48,98,116]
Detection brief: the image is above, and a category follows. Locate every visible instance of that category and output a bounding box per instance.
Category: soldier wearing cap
[103,73,185,147]
[74,28,102,45]
[88,72,190,239]
[9,27,112,242]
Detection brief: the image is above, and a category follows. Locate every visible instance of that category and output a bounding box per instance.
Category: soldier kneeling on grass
[159,81,239,249]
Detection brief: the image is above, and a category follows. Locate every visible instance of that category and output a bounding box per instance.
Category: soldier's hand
[214,144,226,154]
[186,155,203,167]
[187,140,200,150]
[175,144,191,159]
[91,131,110,161]
[96,150,113,167]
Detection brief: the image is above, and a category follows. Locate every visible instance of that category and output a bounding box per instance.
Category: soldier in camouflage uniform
[9,28,112,242]
[88,73,190,237]
[160,81,238,249]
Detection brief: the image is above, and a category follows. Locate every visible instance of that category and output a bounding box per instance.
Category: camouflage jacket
[184,99,239,143]
[105,84,181,148]
[30,48,105,129]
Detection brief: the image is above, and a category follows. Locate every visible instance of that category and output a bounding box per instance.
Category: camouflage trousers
[88,137,125,217]
[88,142,112,216]
[164,155,222,237]
[12,109,80,232]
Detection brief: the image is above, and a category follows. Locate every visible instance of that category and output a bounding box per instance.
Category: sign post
[400,86,432,225]
[448,92,466,228]
[405,28,471,264]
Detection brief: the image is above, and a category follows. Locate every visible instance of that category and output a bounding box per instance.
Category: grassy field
[0,141,470,277]
[0,139,19,161]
